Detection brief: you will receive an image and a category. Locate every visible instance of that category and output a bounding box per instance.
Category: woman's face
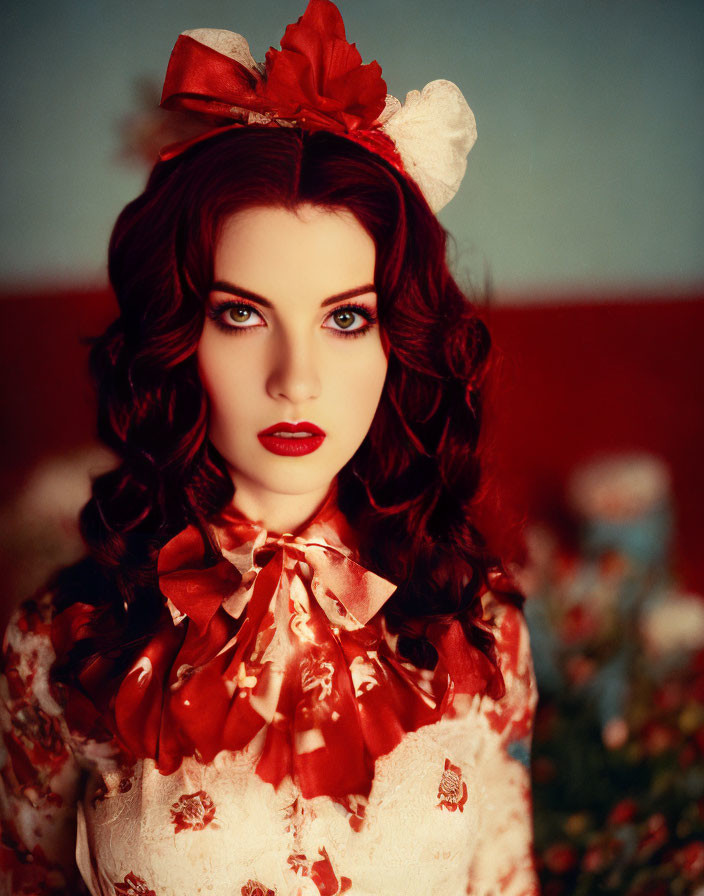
[197,203,388,530]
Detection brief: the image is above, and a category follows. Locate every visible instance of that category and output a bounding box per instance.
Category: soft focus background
[1,1,703,893]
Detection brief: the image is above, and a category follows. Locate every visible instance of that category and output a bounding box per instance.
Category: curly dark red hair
[52,127,520,696]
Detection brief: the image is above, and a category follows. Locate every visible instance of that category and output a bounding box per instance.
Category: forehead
[213,204,376,302]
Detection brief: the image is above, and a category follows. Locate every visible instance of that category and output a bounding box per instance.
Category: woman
[0,2,538,894]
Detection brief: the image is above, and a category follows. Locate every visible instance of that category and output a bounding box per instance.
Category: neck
[229,477,336,535]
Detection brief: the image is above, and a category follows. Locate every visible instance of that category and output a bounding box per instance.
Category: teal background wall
[1,0,702,298]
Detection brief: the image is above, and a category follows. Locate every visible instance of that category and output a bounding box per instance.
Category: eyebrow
[210,281,377,308]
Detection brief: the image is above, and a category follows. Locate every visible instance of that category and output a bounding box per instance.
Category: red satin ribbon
[161,34,264,120]
[156,0,407,178]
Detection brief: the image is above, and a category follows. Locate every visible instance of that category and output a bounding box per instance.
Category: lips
[257,421,326,456]
[258,421,325,437]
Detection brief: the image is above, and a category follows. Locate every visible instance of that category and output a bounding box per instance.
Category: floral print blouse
[0,490,538,896]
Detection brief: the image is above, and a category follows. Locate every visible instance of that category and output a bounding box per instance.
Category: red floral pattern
[171,789,217,833]
[311,846,351,895]
[437,758,468,812]
[333,792,368,832]
[241,881,276,896]
[113,872,156,896]
[286,847,352,895]
[287,851,310,875]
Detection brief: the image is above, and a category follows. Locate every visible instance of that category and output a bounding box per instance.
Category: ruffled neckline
[53,483,499,800]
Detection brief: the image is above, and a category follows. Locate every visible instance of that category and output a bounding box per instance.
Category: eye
[224,304,263,327]
[324,304,377,336]
[207,301,265,332]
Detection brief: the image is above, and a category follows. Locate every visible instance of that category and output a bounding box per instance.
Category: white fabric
[380,80,477,213]
[75,701,534,896]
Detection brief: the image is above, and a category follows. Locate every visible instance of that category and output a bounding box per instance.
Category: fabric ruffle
[52,484,498,799]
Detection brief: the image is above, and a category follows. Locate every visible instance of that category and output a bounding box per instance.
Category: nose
[265,330,322,405]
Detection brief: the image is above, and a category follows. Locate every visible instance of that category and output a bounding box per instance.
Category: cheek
[331,346,388,431]
[196,337,252,426]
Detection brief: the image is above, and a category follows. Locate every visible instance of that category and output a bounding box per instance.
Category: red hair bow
[159,0,393,163]
[156,0,478,212]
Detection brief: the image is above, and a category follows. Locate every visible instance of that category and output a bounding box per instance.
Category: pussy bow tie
[157,494,397,638]
[108,486,455,799]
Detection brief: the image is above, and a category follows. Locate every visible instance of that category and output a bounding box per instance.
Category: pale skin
[197,203,389,535]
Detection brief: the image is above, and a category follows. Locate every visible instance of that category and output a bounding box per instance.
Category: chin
[229,464,337,498]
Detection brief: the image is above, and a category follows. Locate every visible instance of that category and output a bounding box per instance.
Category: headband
[159,0,477,213]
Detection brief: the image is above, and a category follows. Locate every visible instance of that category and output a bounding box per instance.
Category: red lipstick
[257,421,326,456]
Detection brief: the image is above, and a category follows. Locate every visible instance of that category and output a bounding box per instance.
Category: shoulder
[1,592,61,711]
[480,592,538,747]
[2,591,125,767]
[1,595,95,894]
[1,593,71,749]
[0,592,78,777]
[482,592,534,687]
[427,589,536,710]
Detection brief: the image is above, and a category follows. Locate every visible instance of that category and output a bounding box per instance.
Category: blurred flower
[582,835,622,873]
[564,812,590,837]
[602,716,629,750]
[679,703,704,736]
[674,841,704,879]
[636,813,668,859]
[598,550,631,579]
[568,453,672,567]
[520,451,703,894]
[543,843,579,874]
[568,454,670,524]
[640,590,704,660]
[608,798,639,826]
[639,720,679,757]
[561,605,602,646]
[653,680,686,712]
[565,653,598,686]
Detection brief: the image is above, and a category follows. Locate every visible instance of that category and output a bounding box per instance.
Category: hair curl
[52,127,520,697]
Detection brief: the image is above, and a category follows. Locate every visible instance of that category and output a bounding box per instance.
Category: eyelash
[206,300,379,339]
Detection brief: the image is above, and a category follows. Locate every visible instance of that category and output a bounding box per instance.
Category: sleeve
[468,599,540,896]
[0,596,90,896]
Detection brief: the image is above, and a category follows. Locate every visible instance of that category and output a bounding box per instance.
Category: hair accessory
[159,0,477,212]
